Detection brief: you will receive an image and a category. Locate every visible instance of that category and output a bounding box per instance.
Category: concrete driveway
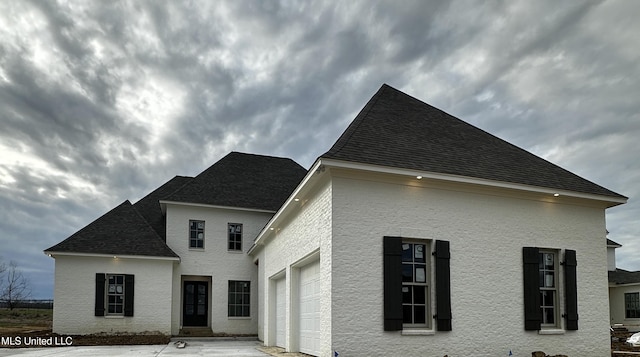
[0,339,271,357]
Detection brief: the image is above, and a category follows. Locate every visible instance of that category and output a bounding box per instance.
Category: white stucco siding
[608,246,617,271]
[610,285,640,327]
[258,179,332,355]
[165,204,271,335]
[330,174,610,357]
[52,255,174,335]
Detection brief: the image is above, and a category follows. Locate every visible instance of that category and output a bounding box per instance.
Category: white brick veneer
[256,178,333,355]
[330,173,610,357]
[255,168,612,356]
[52,255,174,334]
[164,203,272,335]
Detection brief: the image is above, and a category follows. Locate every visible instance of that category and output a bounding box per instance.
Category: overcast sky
[1,0,638,298]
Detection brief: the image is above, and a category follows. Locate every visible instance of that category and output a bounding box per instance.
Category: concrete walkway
[0,339,270,357]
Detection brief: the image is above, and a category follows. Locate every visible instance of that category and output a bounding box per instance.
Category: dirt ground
[0,308,169,347]
[611,329,640,355]
[0,329,170,347]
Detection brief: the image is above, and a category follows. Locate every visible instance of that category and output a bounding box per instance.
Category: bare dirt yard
[0,308,169,347]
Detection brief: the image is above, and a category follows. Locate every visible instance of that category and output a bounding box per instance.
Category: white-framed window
[228,223,243,251]
[228,280,250,317]
[539,250,558,327]
[626,292,640,318]
[401,241,429,328]
[189,220,205,249]
[107,274,125,315]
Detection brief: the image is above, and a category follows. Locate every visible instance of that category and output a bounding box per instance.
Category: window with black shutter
[384,237,450,331]
[523,247,578,331]
[95,273,134,317]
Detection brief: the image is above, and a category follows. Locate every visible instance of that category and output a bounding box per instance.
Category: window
[94,273,134,317]
[189,220,205,248]
[228,223,243,251]
[626,293,640,318]
[228,281,250,317]
[401,241,429,327]
[523,247,578,331]
[383,237,450,332]
[107,275,124,315]
[539,251,557,326]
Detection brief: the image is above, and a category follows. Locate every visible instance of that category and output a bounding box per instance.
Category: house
[247,84,627,356]
[608,238,640,331]
[45,152,307,335]
[46,84,627,356]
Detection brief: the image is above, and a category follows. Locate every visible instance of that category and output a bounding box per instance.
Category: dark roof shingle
[609,269,640,285]
[322,84,625,199]
[134,176,192,240]
[45,200,179,258]
[607,238,622,247]
[165,152,307,211]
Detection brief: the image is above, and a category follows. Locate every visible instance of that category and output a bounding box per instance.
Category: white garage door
[299,261,320,356]
[275,277,286,348]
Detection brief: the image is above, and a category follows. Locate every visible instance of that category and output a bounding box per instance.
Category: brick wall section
[257,177,333,355]
[52,255,174,334]
[165,203,272,335]
[329,171,610,356]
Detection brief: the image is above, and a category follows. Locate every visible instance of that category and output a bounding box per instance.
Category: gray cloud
[1,0,639,298]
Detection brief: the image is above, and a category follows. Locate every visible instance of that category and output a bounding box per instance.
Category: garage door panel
[275,278,285,348]
[299,261,320,356]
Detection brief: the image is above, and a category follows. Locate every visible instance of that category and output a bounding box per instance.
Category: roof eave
[320,158,628,208]
[44,251,181,262]
[159,200,276,214]
[249,159,323,255]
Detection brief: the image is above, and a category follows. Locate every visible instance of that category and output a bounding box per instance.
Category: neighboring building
[47,84,627,356]
[45,152,306,335]
[608,238,640,330]
[248,85,627,356]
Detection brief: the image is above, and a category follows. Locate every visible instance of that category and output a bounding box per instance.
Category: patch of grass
[0,308,52,330]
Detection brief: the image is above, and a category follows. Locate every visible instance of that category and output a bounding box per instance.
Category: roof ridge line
[326,85,388,155]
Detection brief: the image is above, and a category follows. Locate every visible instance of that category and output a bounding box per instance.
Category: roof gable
[322,84,625,199]
[45,200,178,258]
[165,152,307,211]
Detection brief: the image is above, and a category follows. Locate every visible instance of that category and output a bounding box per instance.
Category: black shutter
[95,273,105,316]
[435,240,452,331]
[383,236,403,331]
[564,250,578,330]
[124,274,135,317]
[523,247,541,330]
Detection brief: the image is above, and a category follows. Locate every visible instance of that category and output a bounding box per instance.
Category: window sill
[227,250,244,254]
[188,248,205,252]
[538,329,565,335]
[228,316,251,320]
[401,329,435,336]
[104,315,125,319]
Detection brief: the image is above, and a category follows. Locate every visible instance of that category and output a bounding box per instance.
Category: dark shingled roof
[609,269,640,285]
[165,152,307,211]
[607,238,622,247]
[45,200,179,258]
[134,176,193,240]
[322,84,626,199]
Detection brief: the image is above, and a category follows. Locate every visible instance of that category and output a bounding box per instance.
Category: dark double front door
[183,281,208,326]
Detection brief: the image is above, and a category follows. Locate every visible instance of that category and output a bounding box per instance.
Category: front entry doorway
[183,281,208,327]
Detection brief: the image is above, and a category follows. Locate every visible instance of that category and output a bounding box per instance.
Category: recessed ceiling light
[416,175,423,180]
[294,198,300,202]
[553,193,560,197]
[269,227,275,231]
